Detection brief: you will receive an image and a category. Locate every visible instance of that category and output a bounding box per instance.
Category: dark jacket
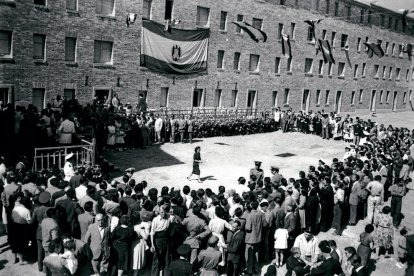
[166,259,192,276]
[309,257,343,276]
[227,230,245,264]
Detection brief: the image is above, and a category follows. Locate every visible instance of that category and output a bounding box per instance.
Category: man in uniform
[250,161,264,186]
[198,236,222,276]
[167,244,192,276]
[64,153,75,181]
[270,166,283,186]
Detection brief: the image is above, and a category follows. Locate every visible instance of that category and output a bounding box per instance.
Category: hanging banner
[140,19,210,74]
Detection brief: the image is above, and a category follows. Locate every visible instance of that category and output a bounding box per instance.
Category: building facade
[1,0,414,113]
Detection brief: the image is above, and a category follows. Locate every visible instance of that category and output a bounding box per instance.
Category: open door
[335,91,342,114]
[370,90,377,112]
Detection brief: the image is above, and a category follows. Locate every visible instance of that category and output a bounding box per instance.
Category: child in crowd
[274,225,289,267]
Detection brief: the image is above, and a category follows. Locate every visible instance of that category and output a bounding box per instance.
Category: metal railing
[32,139,96,172]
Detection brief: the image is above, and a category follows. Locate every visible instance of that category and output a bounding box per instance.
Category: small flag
[281,33,292,58]
[126,13,137,27]
[317,39,335,64]
[232,21,267,42]
[364,42,384,58]
[304,19,323,41]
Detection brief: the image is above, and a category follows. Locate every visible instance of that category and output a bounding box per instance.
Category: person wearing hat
[166,244,192,276]
[286,247,310,276]
[250,161,264,186]
[197,235,222,276]
[64,153,75,181]
[226,220,245,276]
[125,167,135,178]
[308,241,343,275]
[270,166,283,185]
[343,146,352,162]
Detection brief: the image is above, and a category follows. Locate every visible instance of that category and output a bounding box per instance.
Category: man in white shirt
[58,115,76,145]
[154,115,163,143]
[63,153,75,181]
[293,229,321,264]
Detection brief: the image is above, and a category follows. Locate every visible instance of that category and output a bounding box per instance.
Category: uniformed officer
[250,161,264,186]
[167,244,192,276]
[63,153,75,181]
[270,166,283,185]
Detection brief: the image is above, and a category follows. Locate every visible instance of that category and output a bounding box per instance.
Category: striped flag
[140,20,209,74]
[232,21,267,42]
[317,39,335,64]
[281,33,292,58]
[364,42,384,58]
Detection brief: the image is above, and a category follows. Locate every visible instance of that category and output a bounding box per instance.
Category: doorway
[392,91,398,111]
[302,89,310,113]
[335,90,342,114]
[192,89,204,107]
[370,90,377,112]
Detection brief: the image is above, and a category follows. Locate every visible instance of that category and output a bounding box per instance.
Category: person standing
[349,175,361,225]
[250,161,264,186]
[366,175,383,223]
[198,236,222,276]
[321,114,330,139]
[357,224,375,267]
[58,114,76,145]
[319,177,334,232]
[167,244,193,276]
[111,215,135,276]
[63,153,75,182]
[178,115,187,143]
[187,146,202,183]
[186,115,194,143]
[389,179,406,228]
[226,220,245,276]
[170,115,178,143]
[154,115,163,143]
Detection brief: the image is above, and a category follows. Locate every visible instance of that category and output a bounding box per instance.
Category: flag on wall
[281,33,292,58]
[304,19,323,41]
[140,19,209,74]
[364,42,384,58]
[232,21,267,42]
[317,39,335,64]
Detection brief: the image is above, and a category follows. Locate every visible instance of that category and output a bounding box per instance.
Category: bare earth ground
[0,111,413,276]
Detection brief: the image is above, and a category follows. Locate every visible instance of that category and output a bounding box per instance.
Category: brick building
[1,0,414,113]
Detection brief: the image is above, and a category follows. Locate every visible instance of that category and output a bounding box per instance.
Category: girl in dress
[114,118,125,151]
[343,120,350,142]
[107,120,116,150]
[187,146,202,183]
[349,119,355,142]
[274,225,289,267]
[131,214,150,276]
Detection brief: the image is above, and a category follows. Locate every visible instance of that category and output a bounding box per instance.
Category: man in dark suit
[406,234,414,276]
[77,201,94,240]
[170,115,178,143]
[286,247,310,276]
[227,220,245,276]
[350,255,369,276]
[55,188,83,237]
[284,205,297,250]
[309,243,343,275]
[166,244,192,276]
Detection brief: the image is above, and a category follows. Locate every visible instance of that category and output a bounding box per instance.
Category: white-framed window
[233,52,241,70]
[160,87,169,107]
[235,14,243,33]
[249,54,260,72]
[362,63,366,77]
[304,58,313,74]
[65,37,77,62]
[252,18,263,30]
[373,64,379,78]
[382,66,387,79]
[217,50,224,69]
[32,88,45,110]
[93,40,113,64]
[247,90,257,108]
[359,89,363,103]
[406,69,410,81]
[219,11,227,31]
[33,34,46,60]
[389,67,393,79]
[318,60,323,75]
[196,6,210,27]
[34,0,46,6]
[275,57,281,74]
[278,23,284,40]
[340,34,348,48]
[164,0,174,20]
[391,43,395,56]
[353,64,358,78]
[143,0,152,19]
[214,89,222,107]
[284,88,289,105]
[290,23,296,39]
[272,91,278,107]
[231,90,238,107]
[386,91,390,103]
[384,42,389,54]
[338,62,345,77]
[96,0,115,16]
[396,68,401,80]
[351,91,355,105]
[328,62,333,76]
[357,37,361,51]
[307,27,315,42]
[316,89,321,104]
[403,92,407,103]
[399,44,404,57]
[379,90,384,103]
[192,89,204,107]
[325,90,330,105]
[64,88,75,100]
[331,31,336,47]
[287,57,292,72]
[322,29,327,40]
[0,30,12,58]
[66,0,77,11]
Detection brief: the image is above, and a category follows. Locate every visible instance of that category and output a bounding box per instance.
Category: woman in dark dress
[187,146,202,183]
[111,215,136,276]
[305,188,320,235]
[357,224,375,267]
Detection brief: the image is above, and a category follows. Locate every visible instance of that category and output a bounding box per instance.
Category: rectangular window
[359,89,363,103]
[63,89,75,100]
[328,62,333,76]
[325,90,330,105]
[214,89,222,107]
[389,67,393,79]
[392,43,395,56]
[305,58,313,74]
[272,91,278,107]
[192,89,204,107]
[396,68,401,80]
[233,52,241,70]
[412,68,414,80]
[338,62,345,76]
[386,91,390,103]
[373,64,379,78]
[0,88,9,104]
[353,64,358,78]
[143,0,152,19]
[395,19,399,31]
[362,63,366,77]
[65,37,76,62]
[322,29,327,40]
[399,44,403,57]
[284,89,290,105]
[66,0,77,11]
[360,9,365,24]
[316,89,321,104]
[0,31,12,57]
[280,0,286,5]
[365,37,369,51]
[331,32,336,47]
[315,0,320,10]
[93,40,113,64]
[368,10,372,24]
[307,27,315,42]
[287,57,292,72]
[334,1,339,16]
[164,0,174,20]
[403,92,407,103]
[33,34,46,60]
[217,50,224,69]
[351,91,355,104]
[385,42,389,54]
[325,0,330,14]
[252,18,263,30]
[406,69,410,81]
[357,37,361,51]
[380,15,385,27]
[236,14,243,33]
[346,5,351,20]
[379,90,383,103]
[32,88,45,110]
[247,90,257,108]
[249,54,260,72]
[278,23,284,40]
[318,60,324,75]
[96,0,115,16]
[381,66,386,79]
[34,0,46,6]
[340,34,348,48]
[196,6,210,27]
[219,11,227,31]
[275,57,281,74]
[160,87,169,107]
[290,23,296,39]
[388,16,392,29]
[231,90,238,107]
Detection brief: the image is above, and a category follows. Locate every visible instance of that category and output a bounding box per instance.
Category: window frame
[93,40,114,64]
[33,33,46,60]
[249,54,260,72]
[196,6,210,27]
[219,11,228,31]
[217,50,225,69]
[0,30,13,59]
[65,36,77,62]
[96,0,116,17]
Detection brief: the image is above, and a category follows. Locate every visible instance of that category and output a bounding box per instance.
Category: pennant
[401,9,414,30]
[364,42,384,58]
[126,13,137,27]
[403,43,413,60]
[140,19,209,74]
[344,45,352,68]
[281,33,292,58]
[304,19,323,41]
[232,21,267,42]
[317,39,335,64]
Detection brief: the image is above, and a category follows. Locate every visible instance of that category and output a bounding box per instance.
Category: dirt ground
[0,111,413,276]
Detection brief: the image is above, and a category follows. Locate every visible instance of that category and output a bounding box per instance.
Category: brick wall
[0,0,413,113]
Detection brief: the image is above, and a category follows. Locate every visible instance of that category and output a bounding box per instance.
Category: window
[351,91,355,104]
[353,64,358,78]
[318,60,323,75]
[160,87,169,107]
[357,37,361,51]
[217,50,224,69]
[280,0,286,5]
[93,40,113,64]
[365,37,369,51]
[65,37,76,62]
[338,62,345,77]
[0,31,12,58]
[359,89,363,103]
[325,0,330,14]
[96,0,115,16]
[334,1,339,16]
[316,89,321,104]
[287,57,292,72]
[399,44,403,57]
[396,68,401,80]
[385,42,389,54]
[373,64,379,78]
[322,29,327,40]
[272,91,278,107]
[64,89,75,100]
[379,90,384,103]
[32,88,45,110]
[290,23,296,39]
[233,52,241,70]
[278,23,284,40]
[214,89,222,107]
[381,66,386,79]
[33,34,46,60]
[164,0,173,20]
[360,9,365,24]
[377,39,382,46]
[367,10,372,24]
[305,58,313,74]
[388,16,392,29]
[284,89,290,105]
[34,0,46,6]
[325,90,330,105]
[94,89,111,102]
[235,14,243,33]
[362,63,366,77]
[410,90,412,102]
[249,54,260,72]
[391,43,395,56]
[252,18,263,30]
[394,19,399,31]
[340,34,348,48]
[403,92,407,103]
[346,5,351,20]
[331,32,336,47]
[307,27,315,42]
[247,90,257,108]
[328,62,333,76]
[196,6,210,27]
[193,89,204,107]
[0,88,10,104]
[275,57,281,74]
[231,90,238,107]
[406,69,410,81]
[219,11,227,31]
[412,68,414,80]
[66,0,77,11]
[386,91,390,103]
[389,67,393,79]
[143,0,152,19]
